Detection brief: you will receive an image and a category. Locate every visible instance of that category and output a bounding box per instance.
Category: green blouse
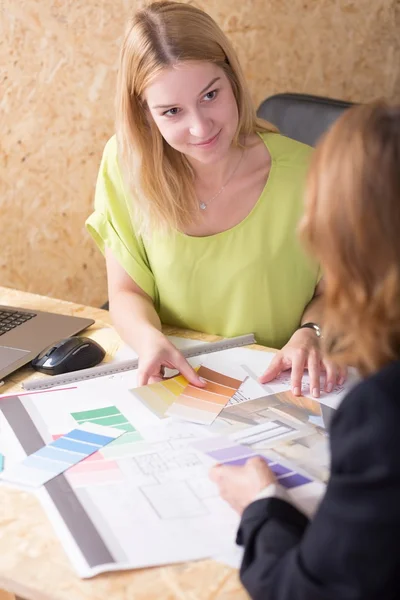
[86,132,319,348]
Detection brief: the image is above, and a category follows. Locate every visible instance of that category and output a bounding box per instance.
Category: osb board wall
[1,0,399,307]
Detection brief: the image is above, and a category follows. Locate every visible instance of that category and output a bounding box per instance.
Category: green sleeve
[85,137,156,301]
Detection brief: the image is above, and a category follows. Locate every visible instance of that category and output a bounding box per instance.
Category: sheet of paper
[190,346,360,410]
[0,388,239,577]
[0,423,123,488]
[0,345,347,577]
[210,391,332,483]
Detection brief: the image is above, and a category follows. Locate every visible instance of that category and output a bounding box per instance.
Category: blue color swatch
[0,423,123,488]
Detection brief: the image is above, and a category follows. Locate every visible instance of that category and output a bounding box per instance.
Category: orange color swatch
[166,366,242,425]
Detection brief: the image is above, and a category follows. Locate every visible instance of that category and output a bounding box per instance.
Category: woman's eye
[163,107,180,117]
[204,89,218,101]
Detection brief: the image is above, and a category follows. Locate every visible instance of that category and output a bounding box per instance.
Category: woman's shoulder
[329,361,400,476]
[367,359,400,387]
[332,360,400,441]
[99,135,119,171]
[346,360,400,406]
[257,131,313,167]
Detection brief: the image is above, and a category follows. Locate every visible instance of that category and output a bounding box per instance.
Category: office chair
[257,92,354,147]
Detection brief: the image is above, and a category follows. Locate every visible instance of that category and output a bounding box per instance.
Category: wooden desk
[0,286,258,600]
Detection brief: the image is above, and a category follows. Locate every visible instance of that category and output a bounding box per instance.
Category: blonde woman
[86,1,343,394]
[211,101,400,599]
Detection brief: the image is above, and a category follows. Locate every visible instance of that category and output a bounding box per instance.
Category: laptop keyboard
[0,309,37,336]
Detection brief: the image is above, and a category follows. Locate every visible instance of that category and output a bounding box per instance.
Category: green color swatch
[71,406,143,453]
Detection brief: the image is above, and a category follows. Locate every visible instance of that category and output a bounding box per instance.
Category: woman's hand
[209,457,277,515]
[259,327,347,398]
[136,330,205,387]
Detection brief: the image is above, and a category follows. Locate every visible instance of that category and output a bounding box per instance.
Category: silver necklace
[198,149,245,210]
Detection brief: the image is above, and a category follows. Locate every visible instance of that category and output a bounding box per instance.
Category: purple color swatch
[207,445,255,462]
[279,473,311,489]
[223,455,273,467]
[270,463,292,477]
[193,436,313,490]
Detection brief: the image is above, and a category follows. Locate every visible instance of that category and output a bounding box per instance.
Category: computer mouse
[31,336,106,375]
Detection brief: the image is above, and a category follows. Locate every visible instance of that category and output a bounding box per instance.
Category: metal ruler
[23,333,256,392]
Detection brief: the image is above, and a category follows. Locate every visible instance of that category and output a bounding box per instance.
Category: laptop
[0,304,94,380]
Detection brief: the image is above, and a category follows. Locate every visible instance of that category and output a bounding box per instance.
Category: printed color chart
[0,423,123,488]
[71,406,144,460]
[51,434,123,487]
[166,366,242,424]
[192,436,313,489]
[132,367,242,424]
[130,377,186,418]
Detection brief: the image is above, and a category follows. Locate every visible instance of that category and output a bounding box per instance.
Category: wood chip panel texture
[1,0,399,307]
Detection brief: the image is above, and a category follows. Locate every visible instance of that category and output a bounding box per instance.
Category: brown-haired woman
[211,101,400,599]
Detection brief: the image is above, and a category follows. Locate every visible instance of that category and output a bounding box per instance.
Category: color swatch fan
[131,366,242,424]
[0,423,123,488]
[166,366,242,424]
[192,436,315,489]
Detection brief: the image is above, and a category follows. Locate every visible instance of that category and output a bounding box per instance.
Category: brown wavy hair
[115,1,277,234]
[300,101,400,375]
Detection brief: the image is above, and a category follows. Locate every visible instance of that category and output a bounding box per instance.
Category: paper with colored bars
[131,366,242,425]
[0,423,124,488]
[192,436,314,489]
[166,367,242,424]
[64,405,145,486]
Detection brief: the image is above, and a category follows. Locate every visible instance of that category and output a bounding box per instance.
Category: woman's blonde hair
[300,101,400,375]
[116,0,277,234]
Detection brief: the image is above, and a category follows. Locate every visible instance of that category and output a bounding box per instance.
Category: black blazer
[237,360,400,599]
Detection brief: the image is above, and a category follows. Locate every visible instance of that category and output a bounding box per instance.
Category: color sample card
[67,453,123,487]
[0,423,124,488]
[192,436,313,489]
[51,434,123,487]
[131,376,190,419]
[71,406,144,460]
[166,366,242,425]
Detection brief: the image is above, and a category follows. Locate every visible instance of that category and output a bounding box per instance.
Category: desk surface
[0,286,271,600]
